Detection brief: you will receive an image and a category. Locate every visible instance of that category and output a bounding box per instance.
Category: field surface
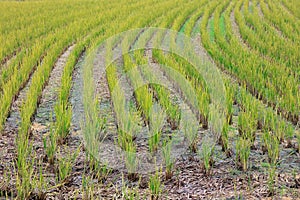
[0,0,299,199]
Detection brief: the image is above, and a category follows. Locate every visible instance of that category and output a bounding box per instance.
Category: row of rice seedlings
[0,8,107,133]
[134,51,181,130]
[241,0,298,68]
[281,0,300,19]
[0,0,124,65]
[0,0,125,88]
[18,30,109,189]
[184,4,298,195]
[0,0,111,88]
[152,50,210,130]
[214,0,299,148]
[159,5,213,174]
[84,0,182,180]
[0,40,48,93]
[82,43,109,182]
[234,0,299,120]
[134,0,204,179]
[15,36,77,198]
[123,53,154,124]
[189,0,298,174]
[0,35,53,132]
[200,3,299,194]
[117,0,202,128]
[54,0,161,143]
[15,1,157,195]
[131,2,204,130]
[119,0,202,159]
[106,63,141,179]
[201,0,299,123]
[259,0,299,42]
[123,1,201,176]
[152,6,219,175]
[237,85,297,149]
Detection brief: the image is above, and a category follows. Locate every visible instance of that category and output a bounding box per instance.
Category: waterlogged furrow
[33,45,75,126]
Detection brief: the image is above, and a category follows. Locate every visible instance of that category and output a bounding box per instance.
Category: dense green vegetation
[0,0,299,199]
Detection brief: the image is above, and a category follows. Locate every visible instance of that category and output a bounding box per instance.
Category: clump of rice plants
[149,168,162,200]
[43,127,57,165]
[56,146,80,183]
[125,141,137,180]
[148,103,166,153]
[182,112,199,153]
[54,103,72,144]
[198,90,210,129]
[220,119,232,157]
[262,130,280,165]
[285,123,294,148]
[236,137,251,171]
[267,165,276,196]
[199,137,215,175]
[162,139,174,179]
[238,111,257,148]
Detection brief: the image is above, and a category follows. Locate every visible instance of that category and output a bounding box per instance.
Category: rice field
[0,0,299,199]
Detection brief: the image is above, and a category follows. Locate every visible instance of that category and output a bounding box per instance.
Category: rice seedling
[236,137,251,171]
[200,137,215,175]
[267,165,276,196]
[54,103,72,144]
[118,109,141,150]
[162,139,174,179]
[124,141,137,180]
[15,143,35,199]
[262,130,280,165]
[82,171,98,200]
[238,111,257,147]
[275,119,286,144]
[285,123,294,148]
[43,128,57,165]
[148,103,166,153]
[149,168,162,200]
[121,174,141,200]
[181,112,199,153]
[220,119,231,157]
[33,163,47,200]
[56,146,80,183]
[198,90,210,129]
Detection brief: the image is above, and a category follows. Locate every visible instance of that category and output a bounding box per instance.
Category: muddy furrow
[93,46,118,138]
[3,71,35,134]
[0,45,76,195]
[69,55,85,132]
[33,45,75,128]
[230,11,249,49]
[0,48,21,67]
